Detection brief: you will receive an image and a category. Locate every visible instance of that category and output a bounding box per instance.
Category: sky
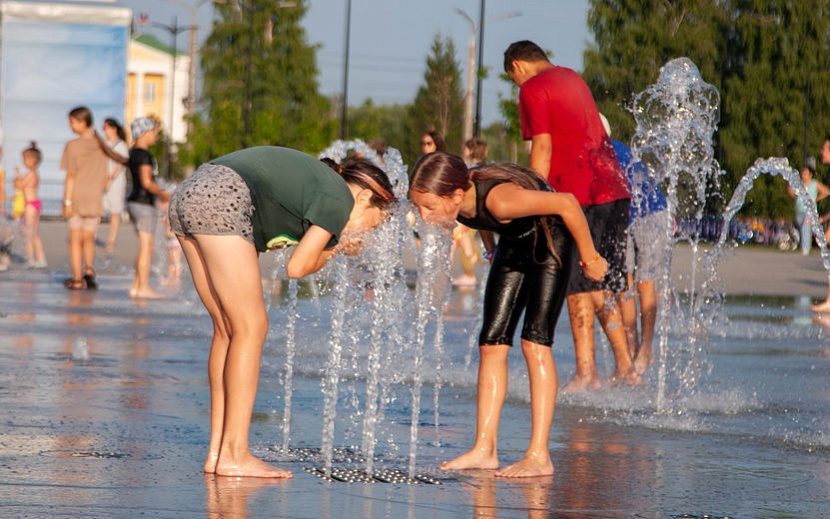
[117,0,592,127]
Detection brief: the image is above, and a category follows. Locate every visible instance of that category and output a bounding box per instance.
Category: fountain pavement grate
[303,466,441,484]
[270,446,442,484]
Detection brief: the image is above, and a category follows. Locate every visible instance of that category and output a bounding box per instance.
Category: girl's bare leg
[131,230,162,298]
[633,280,657,374]
[29,211,45,264]
[179,236,228,473]
[439,344,508,471]
[68,228,83,281]
[23,207,36,263]
[191,234,291,478]
[81,229,96,276]
[106,213,120,251]
[496,340,556,478]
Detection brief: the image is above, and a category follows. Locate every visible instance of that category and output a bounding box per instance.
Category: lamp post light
[140,15,197,178]
[164,0,213,136]
[341,0,352,139]
[454,6,520,141]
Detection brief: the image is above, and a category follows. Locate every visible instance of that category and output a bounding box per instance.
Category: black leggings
[479,222,574,347]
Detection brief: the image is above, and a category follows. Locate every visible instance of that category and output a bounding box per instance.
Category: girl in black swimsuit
[410,152,607,478]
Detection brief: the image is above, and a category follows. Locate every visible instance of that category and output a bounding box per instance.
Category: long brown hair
[411,152,563,265]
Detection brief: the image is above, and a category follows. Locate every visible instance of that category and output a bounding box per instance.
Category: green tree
[347,99,412,160]
[404,33,465,164]
[583,0,830,220]
[720,2,830,218]
[583,0,726,147]
[188,0,335,164]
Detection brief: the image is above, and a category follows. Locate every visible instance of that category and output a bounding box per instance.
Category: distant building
[0,1,191,214]
[127,33,190,144]
[0,0,130,209]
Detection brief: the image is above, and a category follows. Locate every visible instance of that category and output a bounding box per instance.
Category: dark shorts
[168,163,255,244]
[567,199,629,295]
[479,220,574,347]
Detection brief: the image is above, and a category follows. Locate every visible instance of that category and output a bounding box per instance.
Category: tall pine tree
[405,33,465,163]
[191,0,334,162]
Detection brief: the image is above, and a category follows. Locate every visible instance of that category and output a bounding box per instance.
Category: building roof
[132,32,186,56]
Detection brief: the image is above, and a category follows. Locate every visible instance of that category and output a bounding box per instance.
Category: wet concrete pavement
[0,219,828,518]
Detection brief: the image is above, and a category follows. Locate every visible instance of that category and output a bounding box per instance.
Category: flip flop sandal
[64,277,87,290]
[84,272,98,290]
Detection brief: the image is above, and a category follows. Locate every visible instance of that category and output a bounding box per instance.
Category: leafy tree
[583,0,830,219]
[404,33,465,164]
[720,2,830,218]
[496,73,526,164]
[346,99,412,161]
[188,0,335,164]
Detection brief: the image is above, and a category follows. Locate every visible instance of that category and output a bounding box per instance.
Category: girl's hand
[62,204,73,219]
[580,254,608,281]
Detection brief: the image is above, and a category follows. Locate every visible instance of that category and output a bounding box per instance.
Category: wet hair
[423,131,446,152]
[68,106,128,166]
[464,138,489,164]
[104,118,127,142]
[23,141,42,166]
[411,151,561,263]
[321,157,396,211]
[504,40,549,73]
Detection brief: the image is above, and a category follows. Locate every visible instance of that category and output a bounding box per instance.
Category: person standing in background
[787,156,828,256]
[451,138,490,286]
[101,118,129,253]
[126,117,170,299]
[420,131,446,155]
[504,40,639,390]
[601,115,668,375]
[14,142,47,269]
[60,106,124,290]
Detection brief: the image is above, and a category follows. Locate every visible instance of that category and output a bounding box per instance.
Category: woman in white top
[101,118,129,252]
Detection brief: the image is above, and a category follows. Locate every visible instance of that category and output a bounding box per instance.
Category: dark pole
[340,0,352,139]
[473,0,485,137]
[804,73,811,165]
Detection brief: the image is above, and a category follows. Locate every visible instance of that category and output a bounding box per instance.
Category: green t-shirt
[211,147,354,252]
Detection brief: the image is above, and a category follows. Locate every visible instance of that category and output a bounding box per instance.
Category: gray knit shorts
[168,163,255,244]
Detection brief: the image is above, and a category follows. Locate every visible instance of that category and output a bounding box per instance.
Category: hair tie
[337,166,344,174]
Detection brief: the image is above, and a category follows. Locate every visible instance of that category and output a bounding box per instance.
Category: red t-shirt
[519,66,630,206]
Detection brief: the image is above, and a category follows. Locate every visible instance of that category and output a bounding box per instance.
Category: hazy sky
[119,0,592,126]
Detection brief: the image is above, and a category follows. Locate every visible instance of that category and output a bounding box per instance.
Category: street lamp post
[142,16,196,178]
[454,8,475,144]
[164,0,213,136]
[340,0,352,139]
[454,6,521,141]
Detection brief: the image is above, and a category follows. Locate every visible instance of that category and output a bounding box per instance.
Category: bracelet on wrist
[63,200,72,207]
[580,253,600,268]
[483,249,495,261]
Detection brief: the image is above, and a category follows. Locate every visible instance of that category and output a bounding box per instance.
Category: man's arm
[529,133,552,182]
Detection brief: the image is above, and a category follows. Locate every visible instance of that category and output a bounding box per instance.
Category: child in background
[14,142,47,268]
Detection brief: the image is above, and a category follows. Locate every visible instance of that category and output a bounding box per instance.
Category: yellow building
[126,33,190,143]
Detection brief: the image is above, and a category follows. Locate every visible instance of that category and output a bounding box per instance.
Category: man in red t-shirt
[505,40,640,392]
